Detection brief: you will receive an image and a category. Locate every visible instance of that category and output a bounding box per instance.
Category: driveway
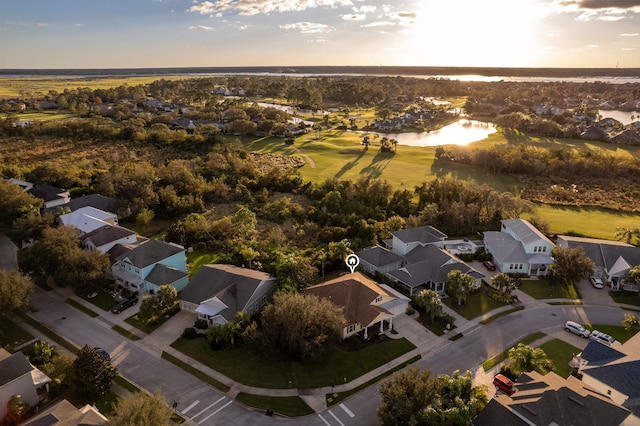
[0,233,18,271]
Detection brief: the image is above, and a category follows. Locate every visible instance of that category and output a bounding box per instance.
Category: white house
[60,206,118,235]
[389,225,447,256]
[484,219,554,276]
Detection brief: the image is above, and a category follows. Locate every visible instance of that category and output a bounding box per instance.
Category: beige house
[303,272,409,340]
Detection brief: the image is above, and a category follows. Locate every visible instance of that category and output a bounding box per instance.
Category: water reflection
[360,119,496,147]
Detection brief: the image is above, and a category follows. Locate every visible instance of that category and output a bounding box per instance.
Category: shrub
[405,306,416,316]
[499,364,518,381]
[194,319,209,329]
[182,327,199,339]
[457,253,474,262]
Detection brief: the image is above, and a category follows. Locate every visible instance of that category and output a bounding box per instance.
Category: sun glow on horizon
[399,0,549,67]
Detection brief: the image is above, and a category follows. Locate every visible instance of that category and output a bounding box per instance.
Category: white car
[590,330,621,346]
[565,321,590,338]
[590,276,604,289]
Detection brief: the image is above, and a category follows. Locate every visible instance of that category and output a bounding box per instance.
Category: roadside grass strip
[326,354,422,407]
[482,331,547,371]
[609,291,640,307]
[161,351,230,393]
[0,317,34,349]
[112,324,142,341]
[518,279,580,300]
[65,298,100,317]
[548,301,583,306]
[113,375,141,393]
[18,313,78,354]
[479,306,525,324]
[235,394,314,417]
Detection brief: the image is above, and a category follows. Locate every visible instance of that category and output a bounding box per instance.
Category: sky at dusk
[1,0,640,69]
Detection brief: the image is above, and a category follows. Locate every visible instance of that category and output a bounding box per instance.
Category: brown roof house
[0,349,51,420]
[19,399,108,425]
[303,272,409,340]
[179,264,276,326]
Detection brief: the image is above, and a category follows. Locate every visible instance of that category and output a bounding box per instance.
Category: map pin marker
[345,254,360,274]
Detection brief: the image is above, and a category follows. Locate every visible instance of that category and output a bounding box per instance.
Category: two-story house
[484,219,555,276]
[111,239,189,293]
[0,349,51,420]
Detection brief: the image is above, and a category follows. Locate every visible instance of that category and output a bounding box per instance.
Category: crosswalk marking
[197,400,232,424]
[339,403,355,418]
[181,400,200,414]
[191,396,225,419]
[318,414,331,426]
[329,409,346,426]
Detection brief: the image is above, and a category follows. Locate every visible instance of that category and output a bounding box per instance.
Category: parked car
[482,260,496,271]
[590,330,621,346]
[94,347,111,362]
[565,320,590,338]
[111,296,138,314]
[493,374,517,396]
[590,276,604,289]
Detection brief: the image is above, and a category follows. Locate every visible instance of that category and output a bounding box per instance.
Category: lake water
[360,119,496,147]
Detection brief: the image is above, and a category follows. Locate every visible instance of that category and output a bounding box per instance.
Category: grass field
[5,111,78,121]
[0,75,193,98]
[518,279,580,300]
[171,336,415,389]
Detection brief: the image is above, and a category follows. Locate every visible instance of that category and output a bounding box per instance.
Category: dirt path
[292,147,316,168]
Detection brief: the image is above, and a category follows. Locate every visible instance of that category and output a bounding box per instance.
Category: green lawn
[8,111,78,121]
[119,218,171,240]
[124,312,171,335]
[483,332,547,371]
[171,336,416,389]
[186,250,221,277]
[235,394,314,417]
[517,279,580,300]
[81,286,118,312]
[609,291,640,307]
[112,324,142,341]
[161,351,230,392]
[582,324,632,343]
[0,316,35,350]
[538,339,581,378]
[442,291,508,320]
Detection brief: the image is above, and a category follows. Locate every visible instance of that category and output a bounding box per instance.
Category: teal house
[111,239,189,294]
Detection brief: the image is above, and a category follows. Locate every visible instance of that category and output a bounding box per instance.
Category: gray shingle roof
[585,360,640,399]
[145,264,187,286]
[80,225,135,248]
[502,219,553,246]
[356,245,404,268]
[560,236,640,272]
[46,194,118,213]
[179,264,274,321]
[580,340,626,366]
[391,225,447,245]
[116,240,184,269]
[0,351,33,386]
[484,231,531,264]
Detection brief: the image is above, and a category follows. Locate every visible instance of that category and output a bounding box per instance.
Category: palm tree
[614,227,640,245]
[415,289,443,322]
[4,395,29,425]
[622,312,640,335]
[507,343,554,375]
[492,273,516,299]
[390,138,398,153]
[446,270,475,307]
[362,135,370,150]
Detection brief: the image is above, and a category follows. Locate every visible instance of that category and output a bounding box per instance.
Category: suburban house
[20,399,108,425]
[386,244,484,296]
[474,370,640,426]
[8,178,33,192]
[0,349,51,420]
[111,239,189,293]
[303,272,410,340]
[59,206,119,235]
[179,264,276,325]
[484,219,555,276]
[356,245,404,275]
[388,225,447,255]
[80,225,138,254]
[557,235,640,291]
[26,184,71,209]
[572,332,640,416]
[46,193,119,215]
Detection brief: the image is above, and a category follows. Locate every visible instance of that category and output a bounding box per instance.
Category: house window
[347,324,356,333]
[509,264,513,270]
[261,296,267,306]
[375,295,382,303]
[543,246,546,252]
[534,246,538,252]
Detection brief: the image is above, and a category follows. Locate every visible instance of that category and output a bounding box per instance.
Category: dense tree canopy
[0,269,33,317]
[507,343,554,376]
[550,246,595,286]
[378,367,438,426]
[258,292,345,362]
[71,345,117,404]
[109,390,174,426]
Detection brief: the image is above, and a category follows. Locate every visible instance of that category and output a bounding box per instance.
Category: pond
[359,119,496,147]
[598,109,639,125]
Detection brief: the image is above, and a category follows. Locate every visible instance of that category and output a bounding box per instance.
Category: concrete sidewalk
[30,282,638,415]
